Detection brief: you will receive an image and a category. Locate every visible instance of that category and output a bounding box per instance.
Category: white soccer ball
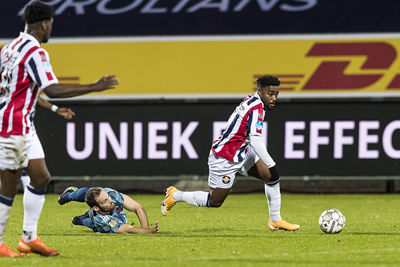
[319,208,346,234]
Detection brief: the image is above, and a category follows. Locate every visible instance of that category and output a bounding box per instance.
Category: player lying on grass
[58,187,158,234]
[162,75,300,231]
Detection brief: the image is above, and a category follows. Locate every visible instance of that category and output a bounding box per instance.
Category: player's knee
[268,166,280,182]
[40,175,51,187]
[0,185,18,198]
[30,172,51,188]
[209,199,224,208]
[209,201,223,208]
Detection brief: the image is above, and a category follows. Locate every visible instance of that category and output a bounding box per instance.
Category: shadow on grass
[42,226,304,238]
[155,229,299,238]
[43,231,294,239]
[345,232,400,236]
[40,233,98,237]
[128,257,400,265]
[156,233,283,238]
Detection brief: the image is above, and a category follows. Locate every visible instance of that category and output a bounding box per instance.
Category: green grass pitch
[2,193,400,266]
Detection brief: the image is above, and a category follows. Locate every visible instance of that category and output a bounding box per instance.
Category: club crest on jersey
[109,220,117,228]
[222,176,231,184]
[255,120,263,130]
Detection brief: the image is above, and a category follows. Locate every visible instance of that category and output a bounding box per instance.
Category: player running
[161,75,300,231]
[58,187,158,234]
[0,1,118,257]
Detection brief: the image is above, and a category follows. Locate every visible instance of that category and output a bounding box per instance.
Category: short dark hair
[22,1,54,24]
[85,187,103,208]
[256,75,280,89]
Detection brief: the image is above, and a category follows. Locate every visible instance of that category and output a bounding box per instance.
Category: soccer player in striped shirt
[162,75,300,231]
[0,1,118,257]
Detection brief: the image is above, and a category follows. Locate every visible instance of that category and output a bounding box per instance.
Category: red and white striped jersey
[0,32,58,137]
[212,93,266,162]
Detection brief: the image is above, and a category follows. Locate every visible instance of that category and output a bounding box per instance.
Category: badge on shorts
[222,176,231,184]
[109,220,117,228]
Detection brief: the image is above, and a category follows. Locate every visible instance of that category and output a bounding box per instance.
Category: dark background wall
[1,0,399,38]
[35,100,400,177]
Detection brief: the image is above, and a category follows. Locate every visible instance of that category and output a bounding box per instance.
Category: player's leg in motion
[161,153,234,215]
[161,186,209,216]
[161,186,230,215]
[248,160,300,231]
[57,187,93,229]
[21,175,83,205]
[58,187,88,205]
[0,170,22,257]
[58,187,94,229]
[72,210,93,229]
[18,158,59,256]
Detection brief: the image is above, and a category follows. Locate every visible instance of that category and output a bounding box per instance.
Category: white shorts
[29,132,45,160]
[208,146,276,189]
[0,134,31,170]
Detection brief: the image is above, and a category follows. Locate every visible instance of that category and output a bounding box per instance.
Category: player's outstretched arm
[56,107,75,119]
[117,222,159,234]
[123,194,150,228]
[43,75,118,98]
[37,97,75,119]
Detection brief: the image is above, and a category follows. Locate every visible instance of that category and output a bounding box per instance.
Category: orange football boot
[17,236,59,257]
[268,219,300,231]
[161,186,178,216]
[0,243,21,257]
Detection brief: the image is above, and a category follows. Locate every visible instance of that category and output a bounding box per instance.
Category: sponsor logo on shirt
[109,220,117,228]
[255,120,263,130]
[39,51,47,62]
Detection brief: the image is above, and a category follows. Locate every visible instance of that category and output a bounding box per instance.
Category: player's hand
[57,107,75,119]
[152,221,159,234]
[94,75,119,91]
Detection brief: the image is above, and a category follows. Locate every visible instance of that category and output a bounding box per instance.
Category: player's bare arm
[123,195,150,228]
[37,97,75,119]
[56,107,75,119]
[43,75,118,98]
[117,222,159,234]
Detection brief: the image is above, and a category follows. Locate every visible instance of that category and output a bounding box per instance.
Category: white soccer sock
[173,190,209,207]
[20,174,30,191]
[0,199,13,245]
[22,186,46,242]
[265,182,282,222]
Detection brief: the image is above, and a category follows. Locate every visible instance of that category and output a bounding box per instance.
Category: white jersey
[0,32,58,137]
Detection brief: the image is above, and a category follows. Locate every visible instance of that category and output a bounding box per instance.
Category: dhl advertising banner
[34,35,400,98]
